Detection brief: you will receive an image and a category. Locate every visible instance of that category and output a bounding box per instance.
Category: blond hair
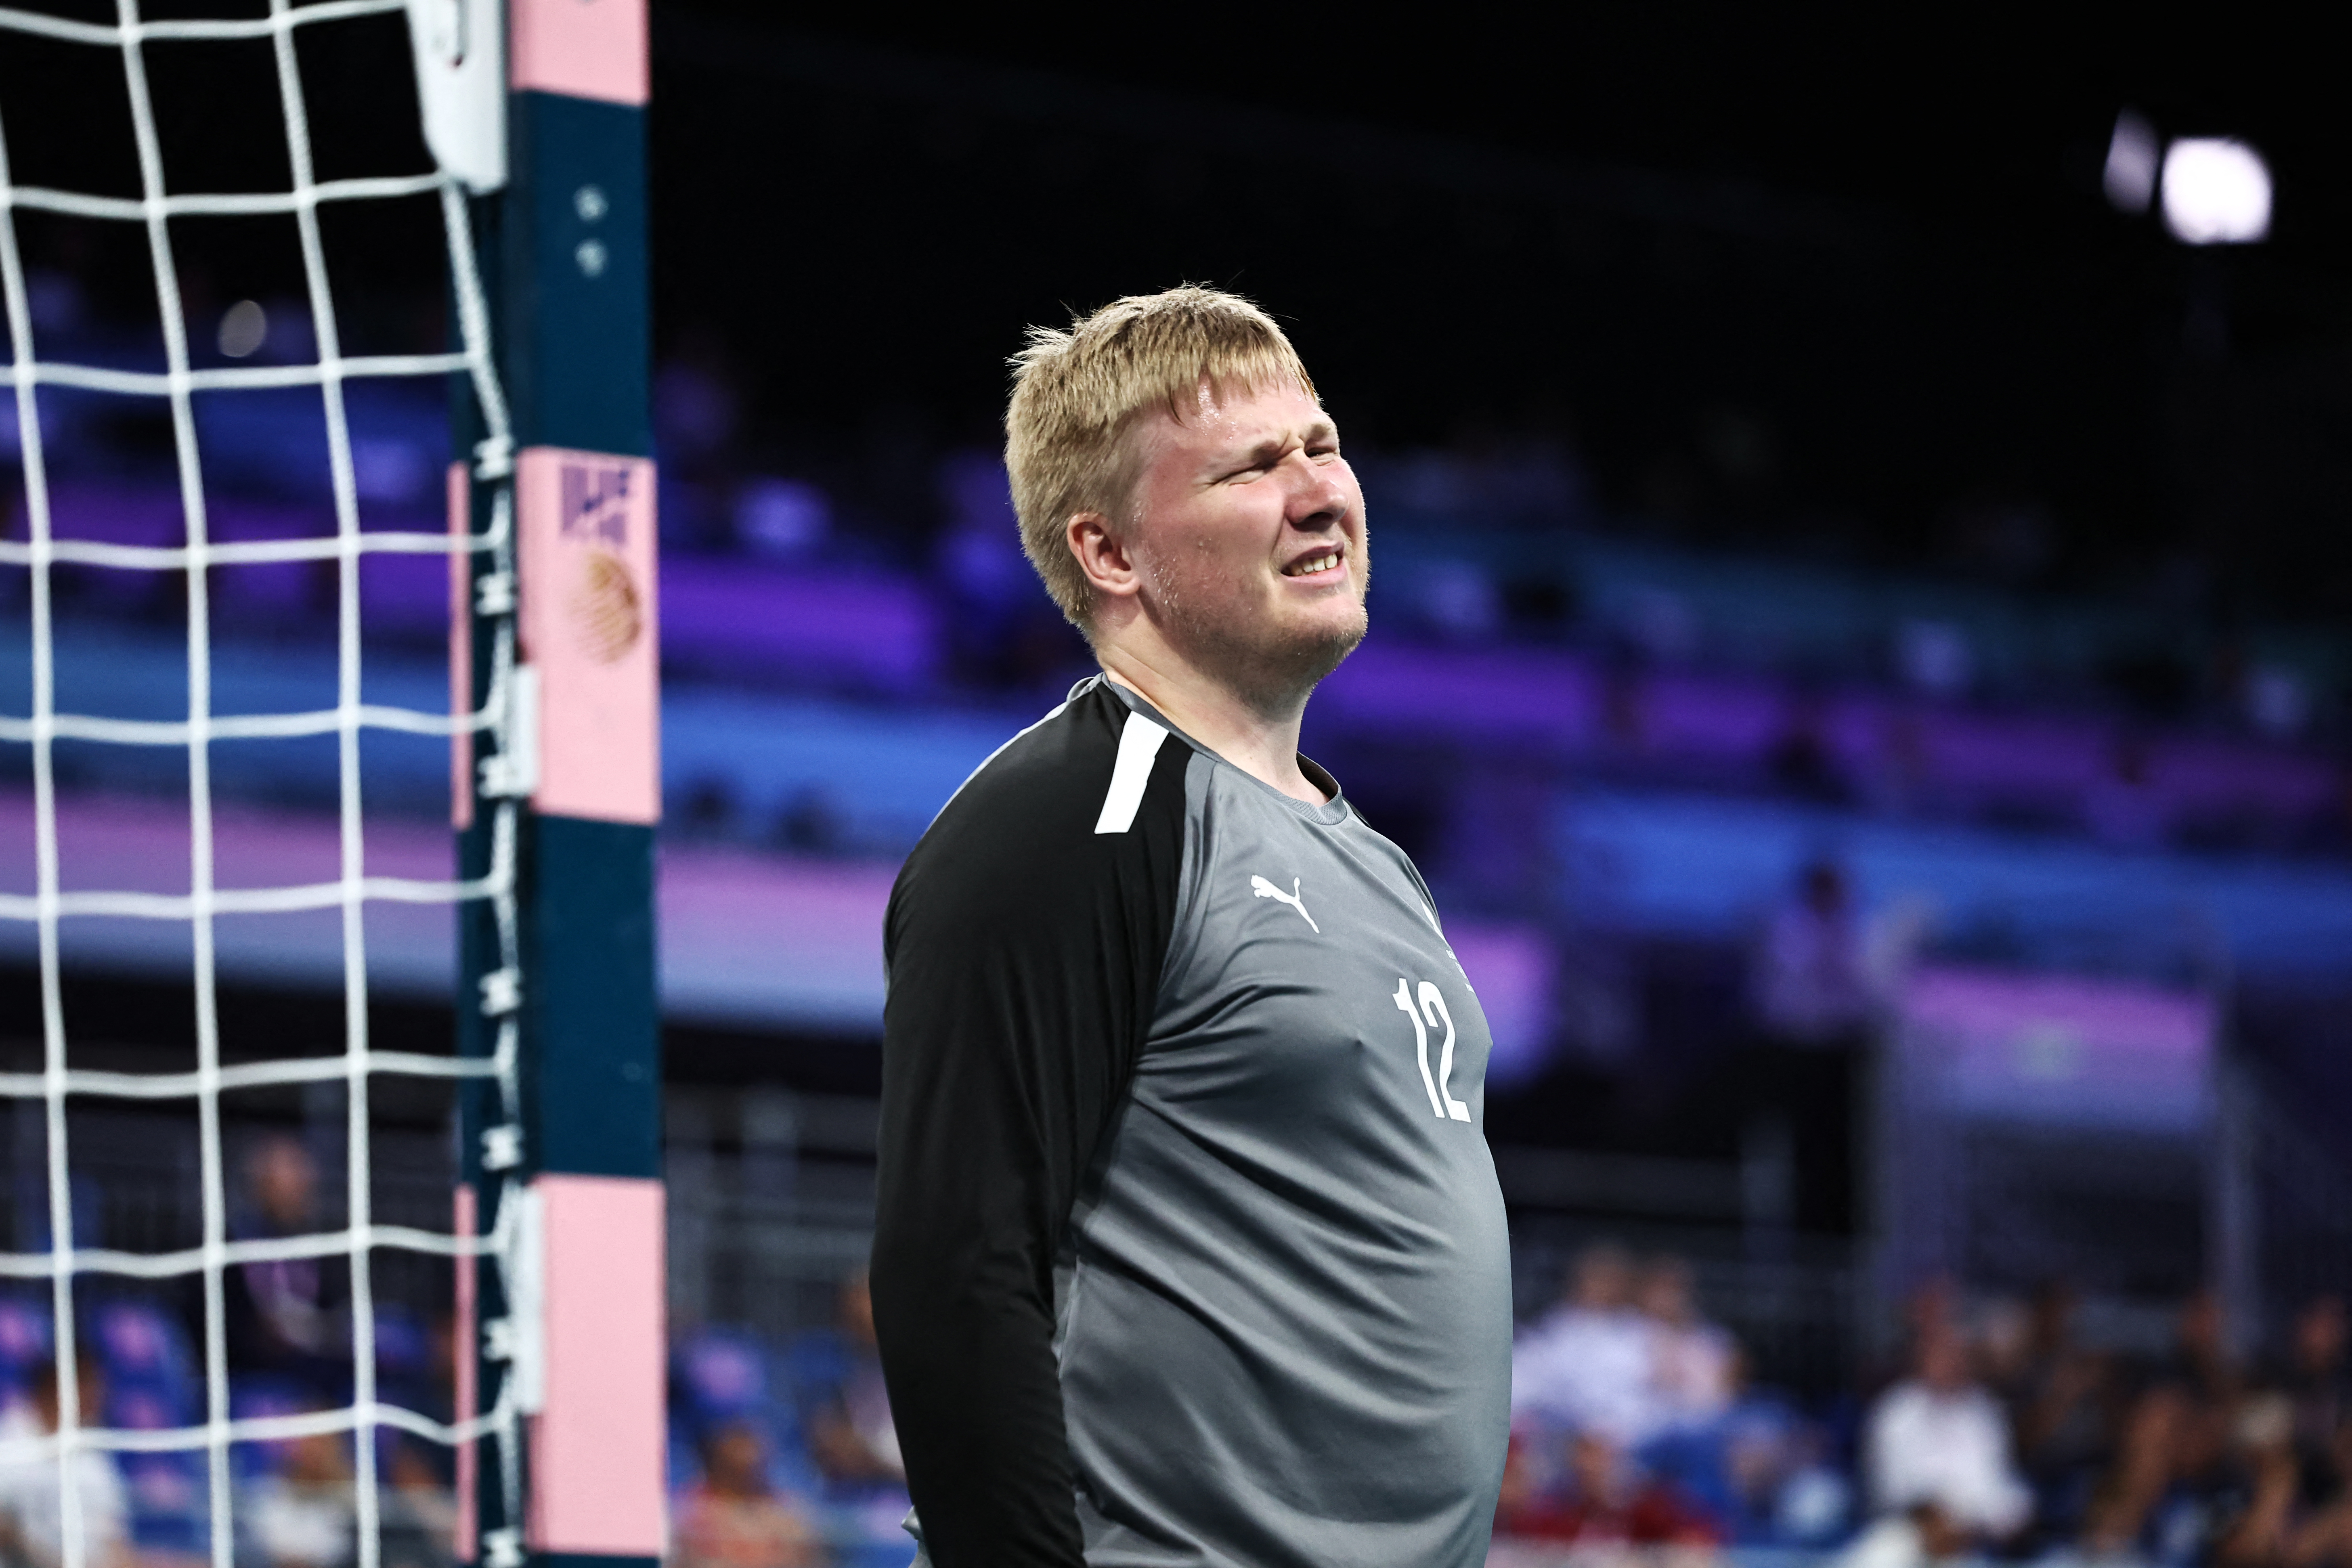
[1004,286,1316,629]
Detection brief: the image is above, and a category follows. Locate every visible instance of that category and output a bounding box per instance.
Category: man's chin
[1231,609,1367,713]
[1293,609,1369,680]
[1161,593,1369,715]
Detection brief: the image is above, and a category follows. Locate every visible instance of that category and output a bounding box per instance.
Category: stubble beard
[1144,554,1369,723]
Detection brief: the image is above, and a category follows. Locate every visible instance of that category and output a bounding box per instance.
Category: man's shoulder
[885,678,1194,963]
[894,678,1192,906]
[925,679,1143,837]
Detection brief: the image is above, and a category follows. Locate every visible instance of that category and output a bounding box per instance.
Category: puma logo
[1249,875,1320,933]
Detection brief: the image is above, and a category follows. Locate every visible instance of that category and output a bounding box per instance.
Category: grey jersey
[874,678,1512,1568]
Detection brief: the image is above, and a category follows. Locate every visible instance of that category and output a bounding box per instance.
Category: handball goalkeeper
[872,287,1511,1568]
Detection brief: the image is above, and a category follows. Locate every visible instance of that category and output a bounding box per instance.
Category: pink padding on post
[527,1174,667,1555]
[448,462,473,831]
[517,447,661,825]
[453,1184,479,1560]
[510,0,648,105]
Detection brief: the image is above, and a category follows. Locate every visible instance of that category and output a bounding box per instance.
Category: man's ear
[1067,513,1143,606]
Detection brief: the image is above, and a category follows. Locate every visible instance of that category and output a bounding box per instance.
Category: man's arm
[870,702,1187,1568]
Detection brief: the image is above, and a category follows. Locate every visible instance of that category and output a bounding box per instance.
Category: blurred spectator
[672,1421,820,1568]
[2163,1289,2246,1475]
[0,1302,49,1413]
[2285,1295,2350,1484]
[1717,1400,1852,1547]
[1862,1322,2031,1546]
[1496,1429,1723,1553]
[1973,1295,2034,1394]
[1513,1245,1661,1446]
[2213,1392,2352,1568]
[1751,859,1873,1045]
[2085,1289,2247,1558]
[1640,1256,1736,1433]
[0,1355,130,1568]
[796,1273,902,1491]
[367,1310,447,1434]
[2083,1381,2180,1557]
[1835,1503,1975,1568]
[1740,858,1891,1236]
[242,1428,354,1568]
[1999,1281,2116,1541]
[377,1440,456,1568]
[2211,1392,2301,1568]
[224,1138,348,1400]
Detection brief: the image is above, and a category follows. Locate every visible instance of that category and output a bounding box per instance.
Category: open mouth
[1282,546,1346,578]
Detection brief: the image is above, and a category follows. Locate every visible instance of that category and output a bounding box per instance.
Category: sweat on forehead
[1004,286,1318,628]
[1162,363,1315,426]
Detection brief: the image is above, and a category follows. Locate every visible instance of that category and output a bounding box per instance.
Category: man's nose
[1279,453,1348,526]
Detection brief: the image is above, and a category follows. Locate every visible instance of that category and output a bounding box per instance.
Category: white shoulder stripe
[1094,711,1171,834]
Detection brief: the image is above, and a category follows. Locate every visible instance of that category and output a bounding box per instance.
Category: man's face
[1113,379,1367,710]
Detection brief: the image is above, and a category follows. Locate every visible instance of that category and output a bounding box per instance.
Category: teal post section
[526,814,660,1177]
[505,92,652,459]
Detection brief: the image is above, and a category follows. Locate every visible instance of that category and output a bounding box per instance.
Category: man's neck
[1095,643,1326,805]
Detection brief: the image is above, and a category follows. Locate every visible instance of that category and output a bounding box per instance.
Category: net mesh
[0,5,522,1568]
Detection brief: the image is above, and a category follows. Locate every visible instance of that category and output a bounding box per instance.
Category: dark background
[649,9,2352,618]
[8,8,2344,613]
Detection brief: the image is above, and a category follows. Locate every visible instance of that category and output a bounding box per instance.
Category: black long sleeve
[871,685,1189,1568]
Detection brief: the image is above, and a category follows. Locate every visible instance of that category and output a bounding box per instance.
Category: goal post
[0,1,664,1566]
[444,4,663,1568]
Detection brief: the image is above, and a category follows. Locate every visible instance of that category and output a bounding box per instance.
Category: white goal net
[0,6,524,1568]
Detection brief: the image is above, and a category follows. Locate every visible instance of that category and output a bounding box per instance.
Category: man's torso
[1032,683,1513,1565]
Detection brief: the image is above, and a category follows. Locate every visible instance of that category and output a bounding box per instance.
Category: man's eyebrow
[1216,421,1339,469]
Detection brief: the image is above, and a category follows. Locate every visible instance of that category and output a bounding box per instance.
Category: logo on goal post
[558,461,647,666]
[515,449,659,826]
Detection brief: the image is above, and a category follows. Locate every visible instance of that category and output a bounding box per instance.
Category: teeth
[1287,552,1340,577]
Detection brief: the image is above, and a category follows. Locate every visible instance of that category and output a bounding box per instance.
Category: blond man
[870,287,1510,1568]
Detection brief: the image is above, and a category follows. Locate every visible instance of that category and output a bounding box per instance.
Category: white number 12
[1394,978,1471,1122]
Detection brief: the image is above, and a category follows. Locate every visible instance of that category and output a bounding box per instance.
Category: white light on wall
[217,298,267,358]
[2161,138,2272,245]
[2103,110,2159,213]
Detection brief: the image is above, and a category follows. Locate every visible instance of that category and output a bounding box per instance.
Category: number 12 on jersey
[1394,978,1472,1122]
